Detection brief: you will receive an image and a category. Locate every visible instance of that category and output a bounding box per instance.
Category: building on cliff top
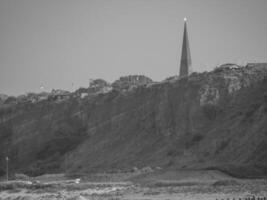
[179,18,192,77]
[112,75,153,91]
[247,63,267,67]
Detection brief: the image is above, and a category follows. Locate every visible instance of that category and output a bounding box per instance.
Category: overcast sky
[1,0,267,95]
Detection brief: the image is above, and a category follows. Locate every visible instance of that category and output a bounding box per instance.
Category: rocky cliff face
[0,64,267,177]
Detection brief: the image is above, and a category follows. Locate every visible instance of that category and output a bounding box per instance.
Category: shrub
[14,173,30,181]
[166,149,176,156]
[202,104,220,120]
[215,139,230,154]
[264,92,267,102]
[192,133,204,143]
[212,179,240,187]
[152,181,200,187]
[185,133,204,148]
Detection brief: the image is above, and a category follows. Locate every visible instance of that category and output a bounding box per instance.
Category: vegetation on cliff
[0,64,266,178]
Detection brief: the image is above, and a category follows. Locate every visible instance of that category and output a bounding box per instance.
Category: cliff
[0,64,267,177]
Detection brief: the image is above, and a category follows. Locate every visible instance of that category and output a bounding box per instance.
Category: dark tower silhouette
[179,18,192,77]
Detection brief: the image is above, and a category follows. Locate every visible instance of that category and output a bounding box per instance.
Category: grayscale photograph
[0,0,266,199]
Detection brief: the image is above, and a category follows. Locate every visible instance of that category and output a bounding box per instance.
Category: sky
[0,0,267,95]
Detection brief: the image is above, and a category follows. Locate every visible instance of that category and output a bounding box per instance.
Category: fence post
[6,156,9,181]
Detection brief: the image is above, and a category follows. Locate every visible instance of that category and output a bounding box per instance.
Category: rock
[132,167,139,172]
[141,167,153,173]
[155,166,162,170]
[67,195,87,200]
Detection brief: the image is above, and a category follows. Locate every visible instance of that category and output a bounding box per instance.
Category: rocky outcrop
[0,64,267,177]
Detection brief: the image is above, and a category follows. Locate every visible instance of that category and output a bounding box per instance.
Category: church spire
[179,18,192,77]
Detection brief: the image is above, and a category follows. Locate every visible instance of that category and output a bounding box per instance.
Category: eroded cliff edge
[0,64,267,177]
